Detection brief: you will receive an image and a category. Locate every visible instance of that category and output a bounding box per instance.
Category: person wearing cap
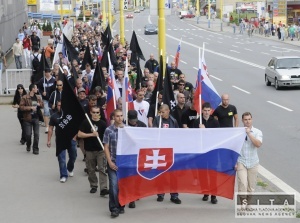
[127,110,147,127]
[38,68,56,133]
[12,84,27,145]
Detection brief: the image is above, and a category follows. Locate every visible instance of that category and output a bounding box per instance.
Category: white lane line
[210,75,223,81]
[261,52,270,55]
[148,42,151,45]
[267,101,293,111]
[232,85,251,94]
[217,41,222,43]
[259,166,300,203]
[232,45,238,48]
[189,38,193,39]
[125,29,129,31]
[180,29,183,30]
[186,29,190,30]
[152,45,156,47]
[258,42,263,44]
[192,29,196,30]
[167,29,171,30]
[166,34,265,69]
[230,50,240,53]
[145,40,148,43]
[180,60,187,64]
[193,67,198,70]
[244,48,253,51]
[206,38,211,40]
[170,55,175,58]
[174,29,177,30]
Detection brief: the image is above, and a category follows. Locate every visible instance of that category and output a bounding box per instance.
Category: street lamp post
[120,0,125,45]
[208,0,211,28]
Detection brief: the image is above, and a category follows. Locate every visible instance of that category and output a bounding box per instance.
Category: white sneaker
[68,171,74,177]
[60,177,67,183]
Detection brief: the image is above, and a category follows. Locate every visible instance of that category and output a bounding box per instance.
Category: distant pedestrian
[0,46,7,74]
[47,101,77,183]
[23,34,32,68]
[12,38,23,69]
[12,84,27,145]
[236,112,262,204]
[19,84,44,154]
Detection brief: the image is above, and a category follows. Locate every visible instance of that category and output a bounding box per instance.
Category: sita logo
[137,148,174,180]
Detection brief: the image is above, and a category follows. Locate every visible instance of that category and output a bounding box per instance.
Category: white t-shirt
[133,100,150,127]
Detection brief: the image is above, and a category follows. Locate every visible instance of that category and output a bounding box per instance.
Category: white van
[178,11,188,19]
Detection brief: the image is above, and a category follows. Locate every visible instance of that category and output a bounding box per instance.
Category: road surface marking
[206,38,211,40]
[218,37,223,39]
[244,48,253,51]
[261,52,270,55]
[170,55,175,58]
[230,50,240,53]
[259,165,300,203]
[210,75,222,81]
[232,45,238,48]
[267,101,293,111]
[193,67,198,70]
[217,41,222,43]
[232,85,251,94]
[180,60,187,64]
[174,29,177,30]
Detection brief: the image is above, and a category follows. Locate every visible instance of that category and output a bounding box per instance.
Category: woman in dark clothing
[12,84,27,144]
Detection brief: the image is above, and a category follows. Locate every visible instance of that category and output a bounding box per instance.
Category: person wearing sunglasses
[78,106,108,196]
[12,84,27,145]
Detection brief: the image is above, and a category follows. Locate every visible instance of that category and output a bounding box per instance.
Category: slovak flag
[116,127,246,205]
[106,52,119,118]
[193,49,221,114]
[174,39,181,68]
[122,58,134,120]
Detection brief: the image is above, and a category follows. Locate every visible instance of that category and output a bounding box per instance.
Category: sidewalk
[184,16,300,47]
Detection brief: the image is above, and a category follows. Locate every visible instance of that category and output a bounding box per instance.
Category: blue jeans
[57,139,77,178]
[14,55,22,69]
[107,164,124,213]
[23,118,39,150]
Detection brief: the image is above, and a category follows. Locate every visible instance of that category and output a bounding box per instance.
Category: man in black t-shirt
[212,94,238,127]
[181,103,198,128]
[47,101,77,183]
[78,106,108,196]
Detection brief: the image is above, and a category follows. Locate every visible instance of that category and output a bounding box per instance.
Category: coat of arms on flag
[137,148,174,180]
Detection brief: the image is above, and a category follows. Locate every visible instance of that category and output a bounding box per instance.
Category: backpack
[32,54,40,71]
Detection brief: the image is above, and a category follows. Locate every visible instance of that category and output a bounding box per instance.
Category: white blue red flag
[106,53,120,118]
[193,49,221,114]
[122,58,134,119]
[116,127,245,205]
[174,39,181,68]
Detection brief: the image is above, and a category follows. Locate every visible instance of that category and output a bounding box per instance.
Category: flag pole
[154,91,159,117]
[84,114,104,150]
[199,47,202,126]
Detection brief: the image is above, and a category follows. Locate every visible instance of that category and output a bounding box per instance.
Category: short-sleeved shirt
[79,118,107,151]
[238,126,263,168]
[212,104,237,127]
[181,108,198,128]
[103,124,119,162]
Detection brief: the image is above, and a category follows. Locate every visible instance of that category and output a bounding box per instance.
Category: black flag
[56,75,86,156]
[162,65,176,111]
[90,61,106,93]
[150,55,164,105]
[130,31,145,65]
[81,43,94,69]
[135,58,143,91]
[63,34,78,63]
[101,43,118,68]
[102,24,113,46]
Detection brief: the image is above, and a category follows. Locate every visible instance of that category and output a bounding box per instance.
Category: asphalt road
[113,10,300,194]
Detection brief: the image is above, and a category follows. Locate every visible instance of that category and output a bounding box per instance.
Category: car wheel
[265,75,271,86]
[274,78,281,90]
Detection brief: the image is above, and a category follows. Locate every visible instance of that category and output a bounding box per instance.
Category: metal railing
[1,69,32,95]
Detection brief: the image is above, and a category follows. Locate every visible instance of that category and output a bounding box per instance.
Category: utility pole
[208,0,211,28]
[108,0,112,29]
[220,0,223,31]
[102,0,107,28]
[158,0,166,75]
[120,0,125,45]
[60,0,63,21]
[196,0,200,24]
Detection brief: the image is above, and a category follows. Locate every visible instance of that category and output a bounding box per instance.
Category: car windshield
[146,25,156,29]
[276,58,300,69]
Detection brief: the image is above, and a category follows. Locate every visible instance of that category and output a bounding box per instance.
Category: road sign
[124,0,128,10]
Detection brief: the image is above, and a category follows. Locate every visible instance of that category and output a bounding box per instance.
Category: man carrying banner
[47,101,77,183]
[103,109,125,218]
[236,112,262,202]
[153,104,181,204]
[78,106,108,196]
[193,102,220,204]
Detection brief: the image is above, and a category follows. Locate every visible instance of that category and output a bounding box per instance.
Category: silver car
[265,56,300,90]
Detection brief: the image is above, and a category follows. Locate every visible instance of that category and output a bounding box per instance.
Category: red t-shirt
[23,38,31,50]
